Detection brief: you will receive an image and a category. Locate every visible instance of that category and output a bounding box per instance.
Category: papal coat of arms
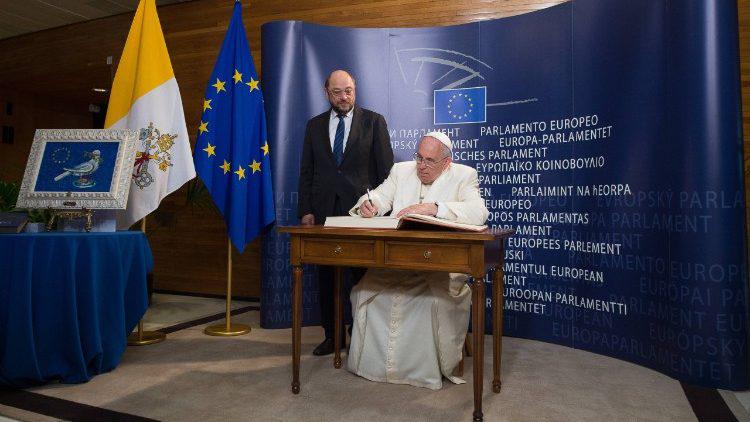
[133,122,177,189]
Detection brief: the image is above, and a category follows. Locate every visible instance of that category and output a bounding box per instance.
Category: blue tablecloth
[0,231,153,387]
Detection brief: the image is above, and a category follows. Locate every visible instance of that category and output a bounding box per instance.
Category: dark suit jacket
[298,106,393,223]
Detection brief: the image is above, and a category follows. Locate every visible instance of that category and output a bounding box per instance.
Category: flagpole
[195,1,273,339]
[127,216,167,346]
[204,238,251,336]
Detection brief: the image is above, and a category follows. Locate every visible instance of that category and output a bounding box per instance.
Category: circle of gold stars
[447,93,473,120]
[199,68,267,181]
[52,147,71,164]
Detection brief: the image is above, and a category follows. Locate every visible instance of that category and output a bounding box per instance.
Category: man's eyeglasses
[413,152,447,168]
[328,88,354,97]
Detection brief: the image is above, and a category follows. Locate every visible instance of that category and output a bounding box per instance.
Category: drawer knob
[423,250,432,260]
[333,245,343,255]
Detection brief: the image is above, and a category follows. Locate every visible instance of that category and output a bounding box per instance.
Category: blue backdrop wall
[260,0,749,389]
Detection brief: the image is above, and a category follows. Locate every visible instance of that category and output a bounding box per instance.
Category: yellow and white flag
[105,0,195,229]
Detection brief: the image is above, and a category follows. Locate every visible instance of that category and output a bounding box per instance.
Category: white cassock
[346,161,489,389]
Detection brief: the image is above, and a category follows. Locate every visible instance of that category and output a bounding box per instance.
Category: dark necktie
[333,114,345,165]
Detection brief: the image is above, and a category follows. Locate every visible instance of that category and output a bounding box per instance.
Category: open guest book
[323,214,488,232]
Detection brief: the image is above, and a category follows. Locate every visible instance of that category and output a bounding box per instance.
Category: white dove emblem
[54,150,101,187]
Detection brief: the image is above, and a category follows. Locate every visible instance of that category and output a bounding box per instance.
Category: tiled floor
[734,390,750,410]
[2,293,748,421]
[136,293,750,421]
[138,293,256,332]
[725,389,750,420]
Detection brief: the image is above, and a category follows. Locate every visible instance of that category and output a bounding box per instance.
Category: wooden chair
[456,333,473,376]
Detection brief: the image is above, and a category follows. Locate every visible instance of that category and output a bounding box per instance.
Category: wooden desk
[278,226,513,422]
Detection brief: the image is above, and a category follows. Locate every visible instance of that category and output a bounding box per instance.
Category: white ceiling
[0,0,194,40]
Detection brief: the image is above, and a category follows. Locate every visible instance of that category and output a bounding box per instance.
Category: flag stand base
[203,238,251,337]
[128,321,166,345]
[126,217,166,346]
[204,323,251,336]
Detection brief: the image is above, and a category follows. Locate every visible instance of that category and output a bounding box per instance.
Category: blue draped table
[0,231,153,387]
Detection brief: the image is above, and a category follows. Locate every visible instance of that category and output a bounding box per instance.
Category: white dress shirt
[328,108,353,152]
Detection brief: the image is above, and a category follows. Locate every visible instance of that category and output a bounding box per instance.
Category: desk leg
[492,264,503,393]
[472,277,486,422]
[334,267,343,369]
[292,265,302,394]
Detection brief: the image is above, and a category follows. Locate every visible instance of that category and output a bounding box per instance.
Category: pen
[366,188,373,205]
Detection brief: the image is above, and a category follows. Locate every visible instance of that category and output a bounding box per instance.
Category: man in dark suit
[298,69,394,356]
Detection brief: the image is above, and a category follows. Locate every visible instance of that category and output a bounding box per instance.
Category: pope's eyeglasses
[413,152,448,169]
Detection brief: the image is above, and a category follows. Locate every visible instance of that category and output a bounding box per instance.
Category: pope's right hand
[301,214,315,226]
[360,200,378,218]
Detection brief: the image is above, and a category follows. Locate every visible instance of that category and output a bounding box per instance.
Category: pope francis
[347,131,489,389]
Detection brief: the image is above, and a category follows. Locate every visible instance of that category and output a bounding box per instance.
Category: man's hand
[301,214,315,226]
[396,203,438,218]
[359,200,379,218]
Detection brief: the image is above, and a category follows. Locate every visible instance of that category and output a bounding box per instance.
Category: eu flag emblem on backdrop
[434,87,487,125]
[194,1,274,253]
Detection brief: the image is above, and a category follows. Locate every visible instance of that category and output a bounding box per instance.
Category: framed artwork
[16,129,138,210]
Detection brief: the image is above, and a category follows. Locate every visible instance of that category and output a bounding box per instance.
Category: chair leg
[454,333,471,377]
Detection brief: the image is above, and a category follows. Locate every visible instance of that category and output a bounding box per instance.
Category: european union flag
[434,87,487,125]
[194,1,274,253]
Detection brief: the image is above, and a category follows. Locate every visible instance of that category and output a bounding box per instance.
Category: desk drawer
[301,239,376,263]
[385,241,470,269]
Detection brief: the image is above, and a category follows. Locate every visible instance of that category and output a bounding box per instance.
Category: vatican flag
[105,0,195,229]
